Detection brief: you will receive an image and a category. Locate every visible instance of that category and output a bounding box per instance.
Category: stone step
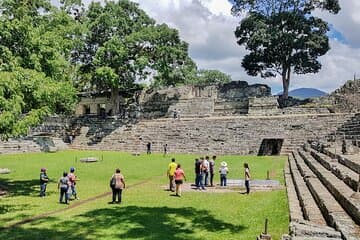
[309,150,359,191]
[293,151,360,240]
[298,150,360,225]
[285,159,304,222]
[322,148,360,174]
[289,221,342,239]
[288,154,327,225]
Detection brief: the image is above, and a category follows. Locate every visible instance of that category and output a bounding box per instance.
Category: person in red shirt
[174,164,186,197]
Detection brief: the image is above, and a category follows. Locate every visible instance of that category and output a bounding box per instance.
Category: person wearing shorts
[174,164,186,197]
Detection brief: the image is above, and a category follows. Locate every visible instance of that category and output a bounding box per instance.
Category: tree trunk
[281,66,291,100]
[110,87,120,116]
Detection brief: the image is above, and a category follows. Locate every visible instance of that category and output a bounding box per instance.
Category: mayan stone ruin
[1,79,360,239]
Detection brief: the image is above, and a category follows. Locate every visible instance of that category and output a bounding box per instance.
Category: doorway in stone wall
[258,138,284,156]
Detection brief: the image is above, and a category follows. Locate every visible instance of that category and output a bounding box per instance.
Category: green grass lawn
[0,151,289,240]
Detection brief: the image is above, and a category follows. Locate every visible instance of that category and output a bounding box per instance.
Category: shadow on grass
[0,206,246,240]
[0,178,56,198]
[70,206,246,239]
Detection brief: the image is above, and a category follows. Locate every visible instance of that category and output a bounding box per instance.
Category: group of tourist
[39,167,126,205]
[39,167,79,204]
[167,156,251,196]
[39,155,250,204]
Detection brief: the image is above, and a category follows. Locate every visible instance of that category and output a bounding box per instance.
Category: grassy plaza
[0,151,288,239]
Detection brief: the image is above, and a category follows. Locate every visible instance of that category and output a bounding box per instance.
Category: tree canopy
[0,0,80,139]
[231,0,340,99]
[74,0,193,114]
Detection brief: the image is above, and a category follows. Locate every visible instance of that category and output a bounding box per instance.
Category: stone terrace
[70,113,352,155]
[285,141,360,239]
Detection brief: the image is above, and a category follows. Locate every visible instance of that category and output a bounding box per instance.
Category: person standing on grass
[244,163,251,194]
[219,161,228,186]
[163,143,168,156]
[209,155,216,187]
[167,158,177,192]
[174,164,186,197]
[58,172,69,204]
[146,142,151,154]
[203,156,210,186]
[39,168,49,197]
[110,168,125,204]
[195,158,201,186]
[68,167,79,200]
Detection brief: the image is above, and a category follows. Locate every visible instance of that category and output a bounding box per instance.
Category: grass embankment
[0,151,288,240]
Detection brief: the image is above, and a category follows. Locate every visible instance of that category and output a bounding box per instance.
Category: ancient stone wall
[137,81,272,118]
[70,113,352,155]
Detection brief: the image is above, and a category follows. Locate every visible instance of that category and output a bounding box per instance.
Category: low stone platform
[80,157,98,163]
[0,168,11,174]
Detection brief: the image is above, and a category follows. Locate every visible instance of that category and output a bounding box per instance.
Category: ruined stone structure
[314,79,360,113]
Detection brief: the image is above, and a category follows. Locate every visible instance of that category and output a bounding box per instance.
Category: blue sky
[81,0,360,94]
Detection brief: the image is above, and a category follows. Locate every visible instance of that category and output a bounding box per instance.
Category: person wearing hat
[219,161,229,186]
[39,168,49,197]
[68,167,79,200]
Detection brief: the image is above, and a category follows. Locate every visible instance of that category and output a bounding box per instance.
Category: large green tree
[0,0,80,138]
[76,0,192,114]
[231,0,340,99]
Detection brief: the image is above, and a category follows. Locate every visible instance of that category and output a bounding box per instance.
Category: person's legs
[178,184,182,196]
[71,185,78,199]
[245,180,250,194]
[40,183,46,197]
[64,188,69,204]
[224,176,227,186]
[169,175,174,191]
[210,173,214,186]
[220,174,224,186]
[112,188,116,203]
[204,172,209,186]
[195,174,200,188]
[117,189,122,203]
[175,184,179,195]
[59,189,64,203]
[200,173,205,190]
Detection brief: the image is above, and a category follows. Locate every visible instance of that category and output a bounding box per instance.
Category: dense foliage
[231,0,340,99]
[0,0,231,137]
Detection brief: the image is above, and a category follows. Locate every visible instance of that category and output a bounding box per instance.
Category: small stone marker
[80,157,98,163]
[257,219,272,240]
[0,168,11,174]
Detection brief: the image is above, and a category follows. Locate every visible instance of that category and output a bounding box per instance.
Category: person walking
[110,168,126,204]
[244,163,251,194]
[58,172,69,204]
[174,164,186,197]
[68,167,79,200]
[209,155,216,187]
[39,168,49,197]
[198,157,206,190]
[167,158,177,192]
[219,161,229,186]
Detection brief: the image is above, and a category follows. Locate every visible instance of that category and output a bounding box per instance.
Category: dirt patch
[161,183,283,193]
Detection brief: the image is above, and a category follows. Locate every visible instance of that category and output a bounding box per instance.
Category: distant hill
[277,88,327,99]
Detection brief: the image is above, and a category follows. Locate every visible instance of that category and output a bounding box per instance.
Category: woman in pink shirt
[174,164,186,197]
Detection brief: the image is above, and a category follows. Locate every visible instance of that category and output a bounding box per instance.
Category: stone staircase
[0,139,41,154]
[329,113,360,143]
[285,143,360,239]
[69,113,353,155]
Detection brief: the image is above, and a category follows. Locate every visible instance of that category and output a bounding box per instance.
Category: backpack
[110,177,116,188]
[60,177,68,190]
